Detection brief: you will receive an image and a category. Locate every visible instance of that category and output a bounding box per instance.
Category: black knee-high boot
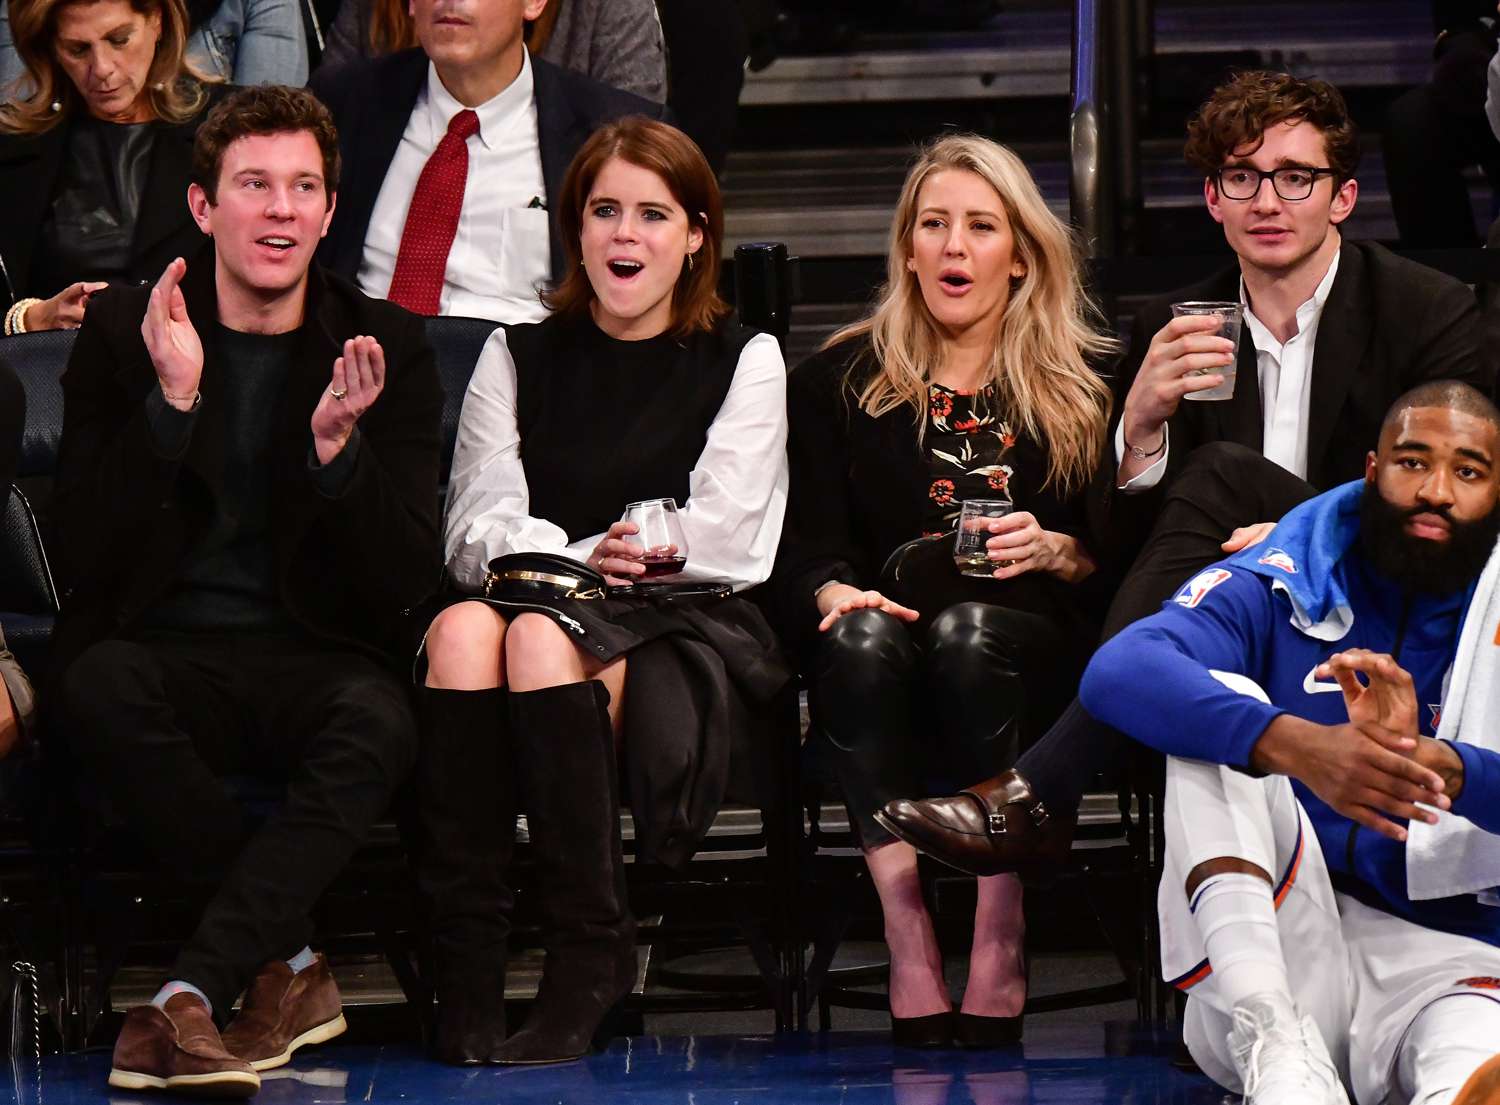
[498,680,636,1065]
[415,686,514,1065]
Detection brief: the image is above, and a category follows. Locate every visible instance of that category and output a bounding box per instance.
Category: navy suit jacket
[309,49,667,283]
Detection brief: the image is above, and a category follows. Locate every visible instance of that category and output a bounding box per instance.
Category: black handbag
[483,553,731,606]
[878,533,1007,621]
[483,553,608,601]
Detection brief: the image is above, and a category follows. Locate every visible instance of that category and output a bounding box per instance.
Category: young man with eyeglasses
[876,71,1497,889]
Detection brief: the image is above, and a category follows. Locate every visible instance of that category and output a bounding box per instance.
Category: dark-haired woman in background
[777,133,1116,1047]
[414,116,786,1067]
[0,0,230,333]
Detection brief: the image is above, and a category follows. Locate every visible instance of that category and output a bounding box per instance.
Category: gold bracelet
[160,386,201,409]
[3,298,40,337]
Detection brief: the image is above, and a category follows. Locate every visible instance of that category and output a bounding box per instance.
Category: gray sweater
[316,0,667,103]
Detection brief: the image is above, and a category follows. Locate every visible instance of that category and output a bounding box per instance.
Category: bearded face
[1359,479,1500,595]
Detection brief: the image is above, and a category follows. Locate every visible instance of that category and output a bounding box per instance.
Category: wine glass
[953,498,1014,577]
[620,498,689,579]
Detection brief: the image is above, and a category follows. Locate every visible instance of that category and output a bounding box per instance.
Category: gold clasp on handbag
[484,568,605,600]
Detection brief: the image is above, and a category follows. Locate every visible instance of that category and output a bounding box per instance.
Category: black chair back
[424,315,501,486]
[0,329,74,479]
[0,484,57,616]
[734,242,794,347]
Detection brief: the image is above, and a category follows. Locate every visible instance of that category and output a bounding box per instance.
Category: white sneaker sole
[247,1013,349,1072]
[107,1067,261,1097]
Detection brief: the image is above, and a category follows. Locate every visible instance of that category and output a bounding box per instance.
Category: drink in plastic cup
[1171,300,1242,401]
[953,498,1014,577]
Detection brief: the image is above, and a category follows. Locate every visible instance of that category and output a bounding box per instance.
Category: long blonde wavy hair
[0,0,210,136]
[828,134,1118,496]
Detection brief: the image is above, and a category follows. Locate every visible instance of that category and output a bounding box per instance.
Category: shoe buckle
[986,810,1007,835]
[1029,801,1049,827]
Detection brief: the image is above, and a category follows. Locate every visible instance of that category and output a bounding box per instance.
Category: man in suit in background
[878,69,1496,879]
[309,0,665,324]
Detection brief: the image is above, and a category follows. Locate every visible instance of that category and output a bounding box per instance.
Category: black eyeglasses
[1214,166,1338,201]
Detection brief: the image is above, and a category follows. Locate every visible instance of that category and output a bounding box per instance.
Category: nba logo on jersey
[1257,548,1297,573]
[1429,704,1442,731]
[1175,568,1233,609]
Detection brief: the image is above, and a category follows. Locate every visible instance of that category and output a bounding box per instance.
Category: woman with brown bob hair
[0,0,228,333]
[412,116,789,1067]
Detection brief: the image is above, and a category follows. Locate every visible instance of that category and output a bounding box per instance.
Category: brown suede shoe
[221,955,347,1071]
[874,769,1074,877]
[109,993,260,1097]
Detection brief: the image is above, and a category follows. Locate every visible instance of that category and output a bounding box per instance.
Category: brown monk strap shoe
[221,955,346,1072]
[109,993,260,1097]
[874,769,1074,877]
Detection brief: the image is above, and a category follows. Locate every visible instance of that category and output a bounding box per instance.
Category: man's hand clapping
[311,335,386,464]
[141,258,203,411]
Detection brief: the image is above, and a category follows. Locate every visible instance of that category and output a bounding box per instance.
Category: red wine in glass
[640,554,688,578]
[621,498,690,578]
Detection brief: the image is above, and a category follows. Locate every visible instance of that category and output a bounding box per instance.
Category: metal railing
[1070,0,1150,259]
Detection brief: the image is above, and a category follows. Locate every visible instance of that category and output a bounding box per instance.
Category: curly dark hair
[192,85,341,206]
[1184,70,1360,184]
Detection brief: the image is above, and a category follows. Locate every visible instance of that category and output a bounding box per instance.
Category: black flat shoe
[954,1010,1022,1048]
[890,1010,954,1049]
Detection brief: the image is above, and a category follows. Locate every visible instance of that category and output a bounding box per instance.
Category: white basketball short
[1161,754,1500,1105]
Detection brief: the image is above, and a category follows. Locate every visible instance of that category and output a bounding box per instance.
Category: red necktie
[387,108,481,315]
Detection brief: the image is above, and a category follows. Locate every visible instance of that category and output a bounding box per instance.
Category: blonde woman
[776,133,1117,1047]
[0,0,224,333]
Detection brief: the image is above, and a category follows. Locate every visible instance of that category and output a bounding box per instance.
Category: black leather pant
[811,602,1071,848]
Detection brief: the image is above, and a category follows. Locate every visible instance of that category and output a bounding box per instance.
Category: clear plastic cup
[1171,300,1242,402]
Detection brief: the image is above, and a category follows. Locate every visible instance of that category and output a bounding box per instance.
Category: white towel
[1407,538,1500,903]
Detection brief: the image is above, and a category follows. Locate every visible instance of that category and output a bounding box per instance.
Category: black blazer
[0,84,230,305]
[49,245,444,675]
[310,50,667,283]
[773,338,1105,661]
[1095,240,1492,558]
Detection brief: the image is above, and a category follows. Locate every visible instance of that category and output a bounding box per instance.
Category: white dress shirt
[1241,250,1340,480]
[444,328,791,593]
[1115,249,1341,490]
[359,52,552,324]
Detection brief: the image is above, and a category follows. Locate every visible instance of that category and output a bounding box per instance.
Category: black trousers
[55,632,418,1016]
[811,600,1077,847]
[1013,443,1317,813]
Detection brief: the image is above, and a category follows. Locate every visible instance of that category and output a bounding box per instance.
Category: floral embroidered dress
[922,383,1021,536]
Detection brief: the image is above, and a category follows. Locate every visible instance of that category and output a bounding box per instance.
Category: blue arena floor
[11,1025,1225,1105]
